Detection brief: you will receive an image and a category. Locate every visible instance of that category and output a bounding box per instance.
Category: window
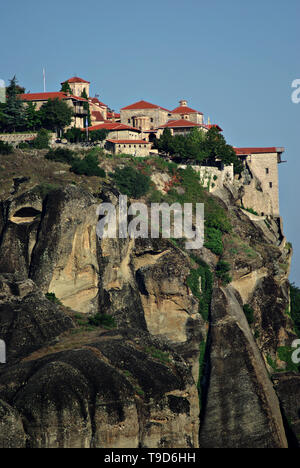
[128,119,130,123]
[150,118,153,123]
[266,168,269,174]
[269,182,273,188]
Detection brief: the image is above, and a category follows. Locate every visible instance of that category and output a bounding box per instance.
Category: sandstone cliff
[0,152,298,448]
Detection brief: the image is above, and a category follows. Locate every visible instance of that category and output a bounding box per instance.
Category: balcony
[73,105,88,116]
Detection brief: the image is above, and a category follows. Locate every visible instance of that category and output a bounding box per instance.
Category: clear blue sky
[1,0,300,283]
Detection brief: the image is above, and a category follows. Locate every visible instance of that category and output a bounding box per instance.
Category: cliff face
[0,179,297,448]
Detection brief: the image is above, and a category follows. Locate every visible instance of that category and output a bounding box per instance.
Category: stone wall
[241,153,280,216]
[107,129,142,140]
[170,112,203,124]
[121,108,170,130]
[106,141,152,157]
[68,82,90,98]
[89,100,107,120]
[178,164,234,193]
[0,133,56,145]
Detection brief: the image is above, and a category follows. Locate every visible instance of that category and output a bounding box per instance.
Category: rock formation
[0,178,298,448]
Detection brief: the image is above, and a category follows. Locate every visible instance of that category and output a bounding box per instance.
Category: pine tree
[5,76,26,132]
[6,80,25,95]
[0,103,8,132]
[25,102,41,131]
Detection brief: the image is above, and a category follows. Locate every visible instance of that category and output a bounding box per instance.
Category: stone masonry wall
[121,108,170,130]
[179,164,234,193]
[242,153,280,216]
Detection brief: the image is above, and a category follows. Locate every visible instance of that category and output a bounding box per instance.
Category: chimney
[180,99,187,107]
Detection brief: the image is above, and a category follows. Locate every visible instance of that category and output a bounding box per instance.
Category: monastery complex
[17,76,285,217]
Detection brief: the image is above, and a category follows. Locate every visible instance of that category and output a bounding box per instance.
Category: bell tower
[61,77,90,98]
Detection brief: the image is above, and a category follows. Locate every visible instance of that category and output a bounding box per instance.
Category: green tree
[0,103,7,131]
[111,166,151,198]
[39,98,73,134]
[81,89,91,127]
[216,260,232,285]
[4,76,26,132]
[243,304,255,325]
[32,129,51,149]
[70,153,106,177]
[60,81,72,94]
[0,141,13,154]
[89,129,109,142]
[64,127,83,143]
[45,147,75,164]
[154,125,243,174]
[202,127,243,174]
[153,128,174,155]
[6,79,25,95]
[24,102,41,131]
[181,128,207,162]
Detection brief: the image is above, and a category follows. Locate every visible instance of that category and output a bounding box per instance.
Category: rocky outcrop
[0,274,73,362]
[0,399,26,448]
[272,373,300,447]
[199,286,288,448]
[0,186,203,448]
[0,328,199,448]
[0,186,100,314]
[0,182,298,448]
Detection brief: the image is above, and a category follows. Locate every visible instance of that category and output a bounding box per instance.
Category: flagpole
[43,68,46,92]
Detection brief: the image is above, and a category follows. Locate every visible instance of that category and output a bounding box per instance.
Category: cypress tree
[60,81,72,94]
[81,88,91,127]
[5,76,26,132]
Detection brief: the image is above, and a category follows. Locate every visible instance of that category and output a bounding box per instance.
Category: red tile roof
[206,124,223,132]
[61,77,90,84]
[91,111,104,122]
[107,112,120,119]
[159,119,204,129]
[121,100,170,112]
[171,105,203,115]
[20,92,67,101]
[89,97,107,107]
[19,92,87,102]
[234,147,282,155]
[84,122,141,132]
[107,139,151,145]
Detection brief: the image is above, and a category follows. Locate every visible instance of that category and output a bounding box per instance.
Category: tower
[61,77,90,98]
